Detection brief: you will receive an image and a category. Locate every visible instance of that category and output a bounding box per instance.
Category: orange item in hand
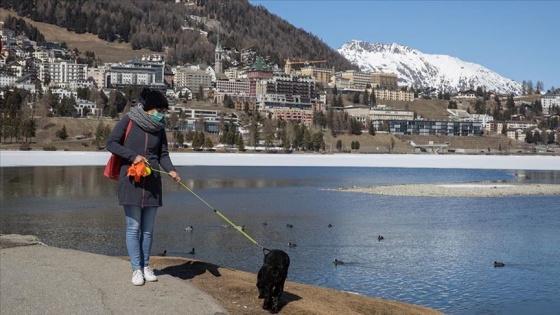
[127,161,148,182]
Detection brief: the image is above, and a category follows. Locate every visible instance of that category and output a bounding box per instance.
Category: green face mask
[150,112,165,122]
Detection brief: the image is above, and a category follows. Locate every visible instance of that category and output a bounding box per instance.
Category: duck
[184,226,193,231]
[286,224,294,228]
[333,259,344,266]
[155,250,167,257]
[377,235,384,241]
[288,242,297,247]
[262,221,268,226]
[494,261,505,267]
[188,248,195,255]
[328,223,333,228]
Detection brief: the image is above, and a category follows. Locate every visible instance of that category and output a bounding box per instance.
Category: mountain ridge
[338,40,522,95]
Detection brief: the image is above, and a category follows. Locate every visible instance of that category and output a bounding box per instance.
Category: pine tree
[56,125,69,140]
[368,120,376,136]
[370,90,376,106]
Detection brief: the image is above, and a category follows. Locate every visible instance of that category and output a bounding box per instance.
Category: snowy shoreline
[1,151,559,170]
[334,183,560,197]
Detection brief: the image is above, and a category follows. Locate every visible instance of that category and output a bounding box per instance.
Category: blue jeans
[124,205,158,271]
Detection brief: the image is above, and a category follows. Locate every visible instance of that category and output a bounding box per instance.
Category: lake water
[2,166,559,315]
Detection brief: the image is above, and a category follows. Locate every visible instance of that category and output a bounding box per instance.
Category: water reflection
[1,166,300,201]
[2,166,117,199]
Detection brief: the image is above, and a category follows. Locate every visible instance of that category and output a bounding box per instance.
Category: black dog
[257,249,290,313]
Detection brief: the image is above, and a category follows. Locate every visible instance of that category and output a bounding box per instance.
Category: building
[256,75,315,97]
[0,74,18,87]
[484,121,537,135]
[246,56,274,96]
[256,93,310,110]
[542,93,560,114]
[37,60,88,84]
[75,99,101,117]
[214,79,251,103]
[255,75,316,109]
[299,66,335,85]
[373,88,414,102]
[105,59,165,88]
[447,109,472,121]
[269,108,314,126]
[372,105,415,121]
[506,129,526,142]
[174,108,237,133]
[370,72,398,89]
[470,114,494,127]
[346,105,415,129]
[172,65,212,91]
[456,89,477,99]
[86,66,106,88]
[390,120,482,136]
[334,70,371,88]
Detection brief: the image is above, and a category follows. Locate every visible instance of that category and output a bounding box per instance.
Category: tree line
[1,0,355,70]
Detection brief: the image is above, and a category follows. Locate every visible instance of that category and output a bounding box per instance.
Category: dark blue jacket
[106,116,176,207]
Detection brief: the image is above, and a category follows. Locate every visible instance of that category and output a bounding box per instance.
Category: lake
[2,165,559,315]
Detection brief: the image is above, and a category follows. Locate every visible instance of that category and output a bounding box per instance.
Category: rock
[0,234,46,249]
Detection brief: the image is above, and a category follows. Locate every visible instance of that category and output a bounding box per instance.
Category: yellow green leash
[147,164,263,250]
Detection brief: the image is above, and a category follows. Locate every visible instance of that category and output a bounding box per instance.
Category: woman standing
[106,88,181,286]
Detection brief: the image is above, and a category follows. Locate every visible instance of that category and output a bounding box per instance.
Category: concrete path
[0,234,228,315]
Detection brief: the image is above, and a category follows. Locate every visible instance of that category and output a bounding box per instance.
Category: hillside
[0,8,152,63]
[0,0,355,69]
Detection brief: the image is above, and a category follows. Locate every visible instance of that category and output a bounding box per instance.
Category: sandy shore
[334,183,560,197]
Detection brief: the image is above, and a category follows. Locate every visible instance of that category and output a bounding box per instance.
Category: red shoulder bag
[104,121,133,180]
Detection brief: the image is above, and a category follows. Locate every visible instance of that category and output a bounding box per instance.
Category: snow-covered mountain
[338,40,522,95]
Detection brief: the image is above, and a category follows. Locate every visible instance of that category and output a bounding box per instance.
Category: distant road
[1,151,559,170]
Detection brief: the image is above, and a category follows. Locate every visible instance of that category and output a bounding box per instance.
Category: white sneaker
[132,269,144,286]
[143,266,158,282]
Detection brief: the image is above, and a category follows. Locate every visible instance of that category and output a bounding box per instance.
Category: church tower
[214,27,223,74]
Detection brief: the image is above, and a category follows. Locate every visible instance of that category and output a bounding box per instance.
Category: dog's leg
[269,283,282,313]
[262,294,272,311]
[257,267,265,299]
[270,295,280,313]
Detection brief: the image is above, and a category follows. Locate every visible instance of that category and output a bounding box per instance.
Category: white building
[215,79,250,95]
[50,88,78,99]
[334,70,371,88]
[75,99,101,117]
[172,65,213,90]
[0,74,18,87]
[470,114,494,127]
[38,60,88,84]
[542,93,560,114]
[105,59,165,88]
[345,105,415,128]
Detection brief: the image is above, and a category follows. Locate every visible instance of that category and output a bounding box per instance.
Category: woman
[106,88,181,286]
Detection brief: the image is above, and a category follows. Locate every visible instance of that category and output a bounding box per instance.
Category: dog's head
[263,249,290,269]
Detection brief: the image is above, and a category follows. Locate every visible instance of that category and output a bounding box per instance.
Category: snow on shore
[335,183,560,197]
[1,151,559,170]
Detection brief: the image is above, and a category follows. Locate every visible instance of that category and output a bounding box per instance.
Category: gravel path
[334,183,560,197]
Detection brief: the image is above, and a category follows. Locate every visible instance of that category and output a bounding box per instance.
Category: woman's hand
[168,171,181,183]
[133,155,147,164]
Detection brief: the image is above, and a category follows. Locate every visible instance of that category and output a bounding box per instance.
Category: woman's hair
[139,88,169,111]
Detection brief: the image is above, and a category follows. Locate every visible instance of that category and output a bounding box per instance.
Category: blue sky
[249,1,559,91]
